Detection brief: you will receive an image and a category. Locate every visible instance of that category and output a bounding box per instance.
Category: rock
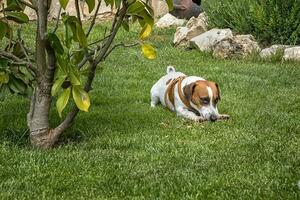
[283,46,300,61]
[186,12,208,29]
[189,28,233,51]
[152,0,169,18]
[213,34,260,59]
[173,13,207,47]
[155,13,186,28]
[260,45,290,58]
[173,27,189,47]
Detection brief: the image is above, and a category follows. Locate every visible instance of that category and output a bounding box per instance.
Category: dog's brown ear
[183,82,196,101]
[215,83,221,101]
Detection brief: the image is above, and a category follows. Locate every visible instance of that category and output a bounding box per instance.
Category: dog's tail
[166,66,175,74]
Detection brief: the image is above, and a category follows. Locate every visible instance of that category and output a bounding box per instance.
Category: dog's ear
[215,83,221,101]
[183,82,196,101]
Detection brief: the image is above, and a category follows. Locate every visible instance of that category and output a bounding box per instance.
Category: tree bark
[27,0,57,149]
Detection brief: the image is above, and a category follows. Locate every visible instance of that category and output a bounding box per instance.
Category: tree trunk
[27,0,57,149]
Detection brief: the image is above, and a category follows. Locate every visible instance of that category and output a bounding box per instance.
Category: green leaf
[12,41,25,58]
[72,85,90,112]
[104,0,113,6]
[75,23,87,47]
[85,0,95,13]
[56,55,69,75]
[127,1,144,14]
[59,0,69,9]
[8,75,27,94]
[71,50,84,65]
[65,23,73,48]
[137,9,154,26]
[51,75,67,96]
[0,58,8,70]
[0,84,8,101]
[56,87,71,117]
[0,22,7,40]
[5,0,25,11]
[141,43,156,59]
[139,24,152,40]
[5,23,13,39]
[48,33,64,55]
[5,11,29,24]
[0,72,9,84]
[165,0,174,11]
[121,20,129,32]
[69,66,81,86]
[115,0,121,8]
[19,66,34,81]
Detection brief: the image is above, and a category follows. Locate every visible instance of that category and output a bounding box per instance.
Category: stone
[186,12,207,29]
[260,45,290,58]
[283,46,300,61]
[173,13,207,47]
[151,0,169,18]
[189,28,233,51]
[173,27,189,47]
[155,13,186,28]
[213,34,260,59]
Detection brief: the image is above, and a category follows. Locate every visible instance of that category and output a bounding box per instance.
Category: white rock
[260,45,290,58]
[213,34,260,59]
[283,46,300,61]
[173,27,189,47]
[155,13,186,28]
[187,12,208,29]
[189,28,233,51]
[173,13,208,47]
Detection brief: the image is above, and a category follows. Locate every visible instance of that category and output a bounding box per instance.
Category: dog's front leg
[218,114,230,120]
[177,107,205,122]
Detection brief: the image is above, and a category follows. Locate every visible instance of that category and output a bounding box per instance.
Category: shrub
[202,0,300,46]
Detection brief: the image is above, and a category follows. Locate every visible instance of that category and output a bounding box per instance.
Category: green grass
[0,22,300,199]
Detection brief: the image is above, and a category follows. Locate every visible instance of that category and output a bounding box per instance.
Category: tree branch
[19,0,37,11]
[86,0,102,37]
[0,50,37,75]
[54,3,129,135]
[75,0,82,26]
[52,6,62,33]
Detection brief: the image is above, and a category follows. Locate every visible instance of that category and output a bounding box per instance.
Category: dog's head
[183,80,221,121]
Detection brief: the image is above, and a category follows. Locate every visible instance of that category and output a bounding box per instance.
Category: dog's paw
[218,114,230,120]
[197,117,206,123]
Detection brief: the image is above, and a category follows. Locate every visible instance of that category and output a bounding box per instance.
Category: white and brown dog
[150,66,229,122]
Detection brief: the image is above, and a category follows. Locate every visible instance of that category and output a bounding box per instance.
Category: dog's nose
[210,115,218,122]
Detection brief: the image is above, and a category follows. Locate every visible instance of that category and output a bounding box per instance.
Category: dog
[150,66,230,122]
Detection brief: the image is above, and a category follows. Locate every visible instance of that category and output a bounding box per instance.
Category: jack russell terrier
[150,66,230,122]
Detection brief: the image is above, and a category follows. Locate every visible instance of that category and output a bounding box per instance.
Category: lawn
[0,21,299,199]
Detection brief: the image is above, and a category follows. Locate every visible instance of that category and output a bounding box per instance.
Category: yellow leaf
[0,72,9,84]
[141,43,156,60]
[56,87,71,118]
[72,85,90,112]
[139,24,152,40]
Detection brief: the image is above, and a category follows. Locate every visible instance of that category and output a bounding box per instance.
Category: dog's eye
[201,97,210,104]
